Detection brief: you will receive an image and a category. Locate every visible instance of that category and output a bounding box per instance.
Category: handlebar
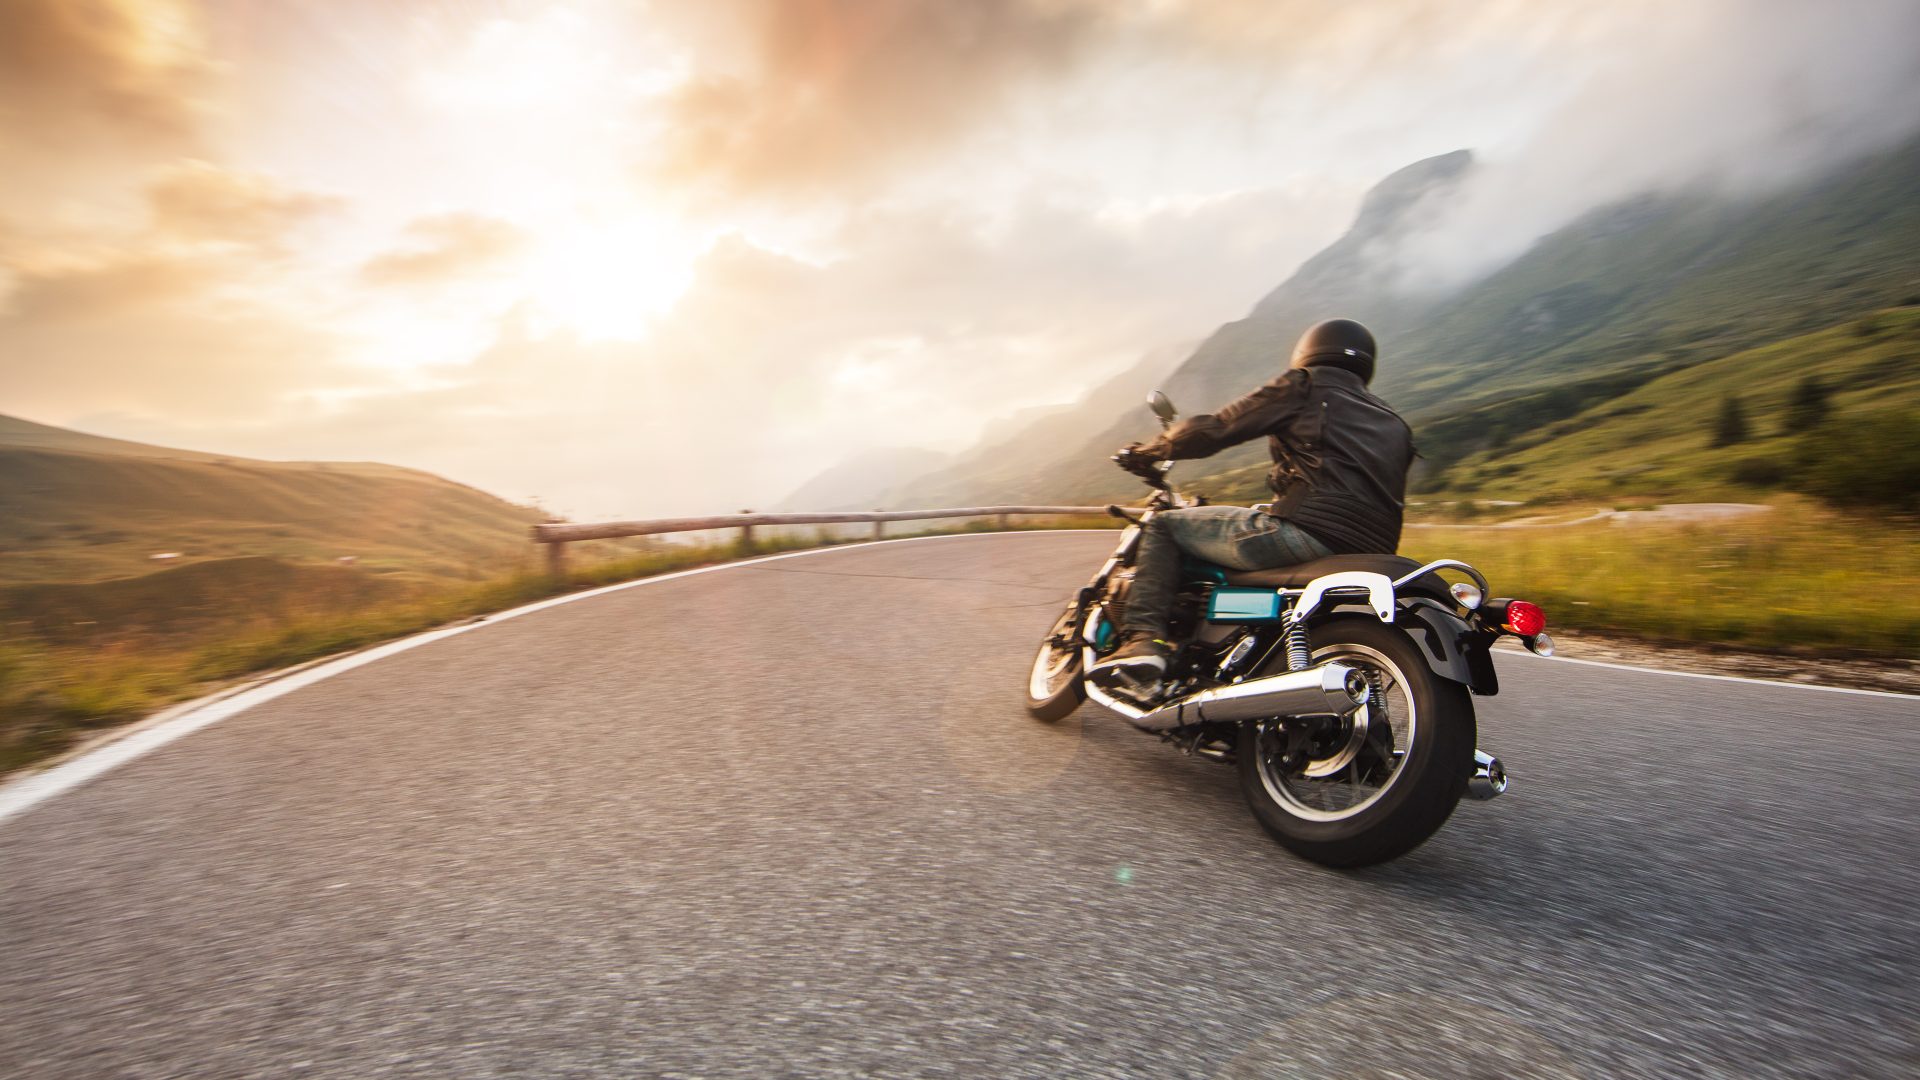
[1111,449,1199,510]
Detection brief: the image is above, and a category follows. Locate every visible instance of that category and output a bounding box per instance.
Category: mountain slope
[892,134,1920,505]
[1172,148,1475,411]
[0,415,540,586]
[873,341,1190,507]
[885,150,1479,506]
[1430,306,1920,502]
[778,446,950,510]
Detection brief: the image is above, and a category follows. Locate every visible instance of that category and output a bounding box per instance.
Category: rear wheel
[1026,602,1087,721]
[1236,617,1473,867]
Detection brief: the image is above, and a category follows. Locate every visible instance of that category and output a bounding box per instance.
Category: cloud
[359,213,530,287]
[0,253,351,424]
[635,0,1622,200]
[0,0,211,204]
[639,0,1920,223]
[0,164,356,425]
[647,0,1108,198]
[0,253,213,323]
[1372,0,1920,290]
[147,160,343,250]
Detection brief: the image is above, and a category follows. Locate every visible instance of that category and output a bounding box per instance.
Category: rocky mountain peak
[1350,149,1475,240]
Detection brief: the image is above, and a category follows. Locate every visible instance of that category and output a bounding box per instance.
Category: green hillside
[0,414,541,587]
[1426,307,1920,503]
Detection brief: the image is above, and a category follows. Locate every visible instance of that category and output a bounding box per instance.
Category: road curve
[1,532,1915,1078]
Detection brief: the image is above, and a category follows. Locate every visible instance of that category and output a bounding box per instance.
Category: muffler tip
[1467,750,1507,800]
[1341,668,1368,703]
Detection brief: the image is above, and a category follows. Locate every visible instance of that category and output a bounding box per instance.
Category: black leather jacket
[1142,366,1414,554]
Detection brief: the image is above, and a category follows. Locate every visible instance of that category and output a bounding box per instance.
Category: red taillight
[1503,600,1546,637]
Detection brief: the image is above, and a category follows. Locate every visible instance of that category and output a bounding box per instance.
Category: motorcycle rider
[1089,318,1414,689]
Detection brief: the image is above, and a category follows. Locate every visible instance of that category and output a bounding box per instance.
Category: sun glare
[516,219,702,341]
[392,6,705,343]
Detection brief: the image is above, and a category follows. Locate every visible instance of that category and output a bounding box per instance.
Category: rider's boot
[1088,631,1174,694]
[1094,521,1178,696]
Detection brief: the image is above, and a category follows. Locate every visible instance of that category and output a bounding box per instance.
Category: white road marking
[1500,647,1918,700]
[0,531,1100,827]
[3,528,1911,825]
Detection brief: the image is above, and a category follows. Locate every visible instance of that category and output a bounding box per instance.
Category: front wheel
[1026,601,1087,722]
[1237,617,1474,867]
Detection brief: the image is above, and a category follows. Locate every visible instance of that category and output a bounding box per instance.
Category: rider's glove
[1112,443,1165,479]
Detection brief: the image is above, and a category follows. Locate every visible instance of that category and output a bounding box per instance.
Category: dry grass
[0,516,1117,775]
[1403,504,1918,655]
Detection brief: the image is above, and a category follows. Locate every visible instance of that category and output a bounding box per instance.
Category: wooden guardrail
[530,506,1111,575]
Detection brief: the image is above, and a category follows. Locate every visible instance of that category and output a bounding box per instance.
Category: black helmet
[1289,318,1376,384]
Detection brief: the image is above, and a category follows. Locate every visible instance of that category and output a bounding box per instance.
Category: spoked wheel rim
[1027,604,1082,701]
[1254,642,1417,822]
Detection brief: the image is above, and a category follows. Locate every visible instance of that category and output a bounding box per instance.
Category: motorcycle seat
[1221,554,1450,599]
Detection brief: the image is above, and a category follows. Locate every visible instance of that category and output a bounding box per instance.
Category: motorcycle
[1025,391,1553,867]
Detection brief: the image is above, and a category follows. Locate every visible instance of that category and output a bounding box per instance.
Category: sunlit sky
[4,1,1917,516]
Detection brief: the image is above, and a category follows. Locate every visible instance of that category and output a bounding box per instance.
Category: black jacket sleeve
[1141,369,1310,460]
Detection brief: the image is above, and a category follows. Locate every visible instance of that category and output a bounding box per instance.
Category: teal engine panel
[1206,587,1283,623]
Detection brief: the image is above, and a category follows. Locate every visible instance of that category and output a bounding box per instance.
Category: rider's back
[1267,366,1414,555]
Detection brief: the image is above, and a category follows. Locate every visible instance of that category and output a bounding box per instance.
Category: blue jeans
[1125,506,1333,640]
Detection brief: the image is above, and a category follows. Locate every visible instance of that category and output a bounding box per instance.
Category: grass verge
[0,516,1116,776]
[1404,504,1918,655]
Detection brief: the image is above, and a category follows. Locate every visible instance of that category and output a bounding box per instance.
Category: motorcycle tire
[1236,616,1474,867]
[1026,602,1088,722]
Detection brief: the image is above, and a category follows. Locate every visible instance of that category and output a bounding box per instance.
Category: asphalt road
[2,531,1915,1079]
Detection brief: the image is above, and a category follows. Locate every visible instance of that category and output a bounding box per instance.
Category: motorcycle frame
[1070,506,1503,723]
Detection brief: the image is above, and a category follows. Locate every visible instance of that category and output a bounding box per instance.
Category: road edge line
[1500,646,1919,700]
[0,530,1110,826]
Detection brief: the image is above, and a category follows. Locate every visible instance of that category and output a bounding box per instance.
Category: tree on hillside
[1797,411,1920,512]
[1712,394,1750,447]
[1784,375,1832,433]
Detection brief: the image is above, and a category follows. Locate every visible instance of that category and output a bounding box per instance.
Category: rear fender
[1389,598,1500,696]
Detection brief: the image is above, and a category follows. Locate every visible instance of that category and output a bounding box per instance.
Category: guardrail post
[738,510,755,553]
[997,512,1010,531]
[872,511,884,541]
[537,517,569,579]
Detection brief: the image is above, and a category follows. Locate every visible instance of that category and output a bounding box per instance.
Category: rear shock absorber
[1363,669,1387,719]
[1282,611,1312,671]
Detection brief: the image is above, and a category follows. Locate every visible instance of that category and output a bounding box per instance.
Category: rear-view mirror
[1148,390,1178,425]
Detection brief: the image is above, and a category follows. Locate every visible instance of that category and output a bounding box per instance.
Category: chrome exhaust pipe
[1080,606,1366,733]
[1467,749,1507,800]
[1123,662,1367,733]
